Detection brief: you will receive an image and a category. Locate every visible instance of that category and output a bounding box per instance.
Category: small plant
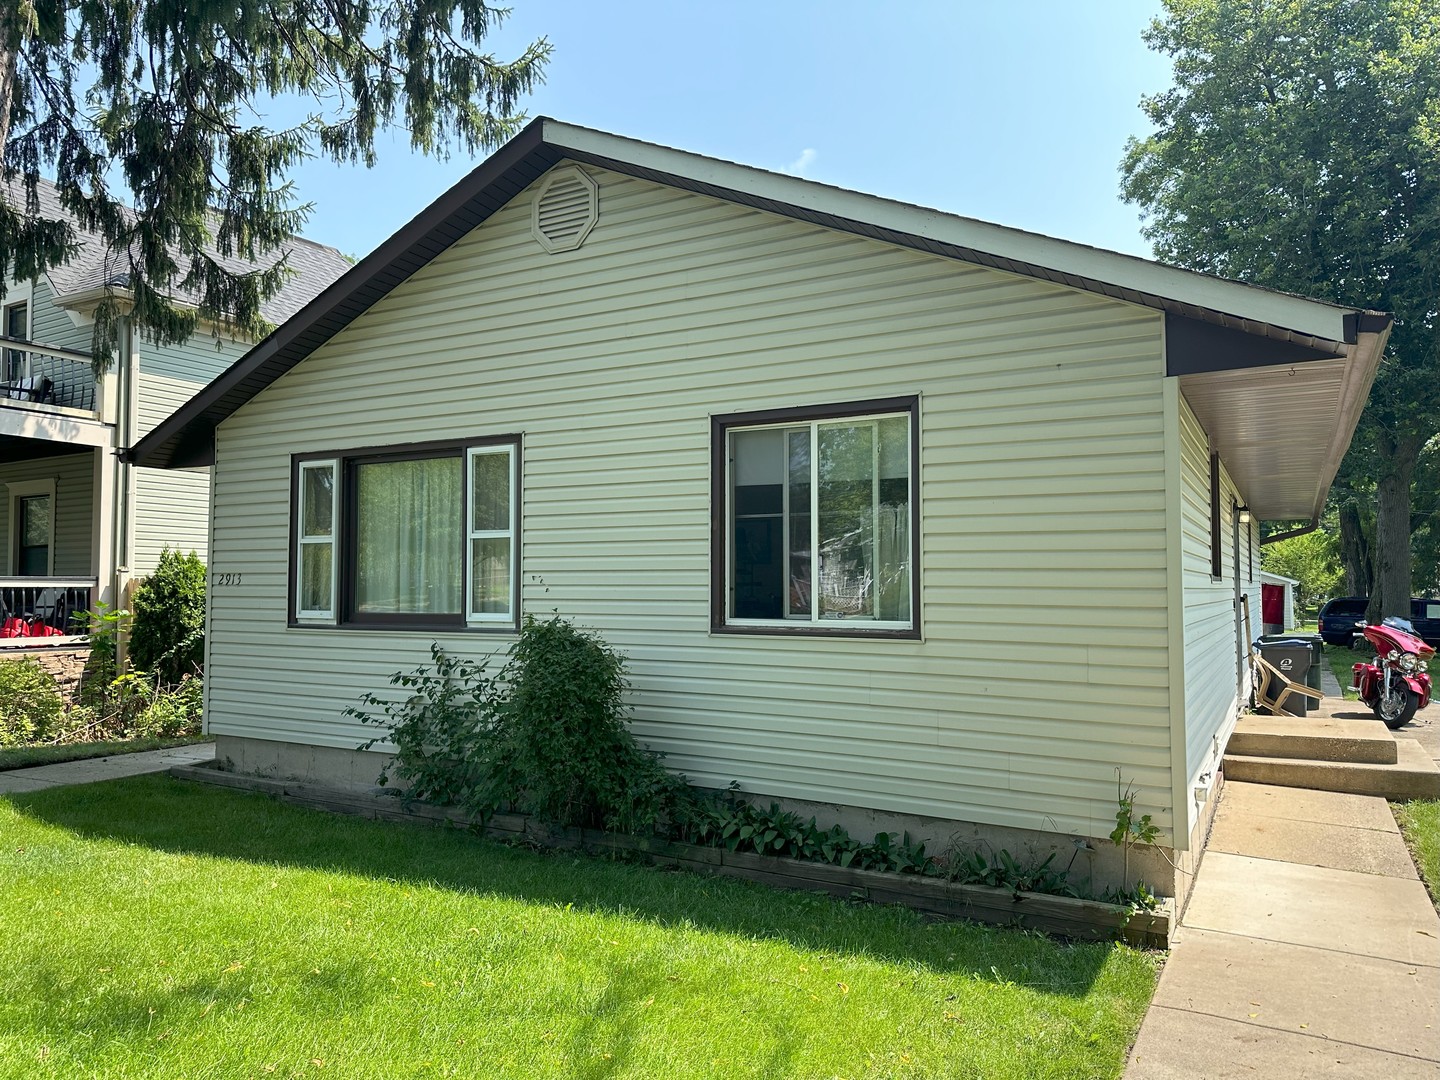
[1109,770,1162,911]
[351,644,504,809]
[130,549,206,686]
[75,603,127,708]
[0,657,64,746]
[943,842,1080,899]
[672,793,934,875]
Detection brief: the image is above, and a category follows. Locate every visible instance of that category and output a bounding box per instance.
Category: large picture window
[291,437,519,630]
[713,398,919,637]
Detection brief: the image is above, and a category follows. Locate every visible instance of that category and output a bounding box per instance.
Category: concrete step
[1223,738,1440,800]
[1227,714,1398,765]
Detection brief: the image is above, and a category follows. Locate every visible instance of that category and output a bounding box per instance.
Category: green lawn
[1395,800,1440,910]
[0,776,1158,1080]
[0,735,210,772]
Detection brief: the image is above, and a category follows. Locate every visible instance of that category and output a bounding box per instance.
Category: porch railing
[0,578,97,641]
[0,335,97,413]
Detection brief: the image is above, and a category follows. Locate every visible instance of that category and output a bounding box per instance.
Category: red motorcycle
[1352,618,1434,729]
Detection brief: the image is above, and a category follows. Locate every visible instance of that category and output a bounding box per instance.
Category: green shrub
[352,644,503,808]
[352,614,682,833]
[130,550,206,685]
[134,674,204,738]
[0,658,64,746]
[490,614,680,833]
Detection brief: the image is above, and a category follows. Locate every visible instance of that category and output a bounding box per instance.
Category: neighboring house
[127,120,1388,903]
[1,177,350,642]
[1259,571,1299,633]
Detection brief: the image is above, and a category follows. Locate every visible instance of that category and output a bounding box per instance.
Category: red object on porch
[1261,583,1284,627]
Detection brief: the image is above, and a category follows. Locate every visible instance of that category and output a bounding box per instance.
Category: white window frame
[465,444,517,625]
[3,286,32,386]
[6,477,57,577]
[294,459,338,622]
[721,405,916,634]
[290,437,521,631]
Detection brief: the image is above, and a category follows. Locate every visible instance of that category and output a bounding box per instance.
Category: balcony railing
[0,578,97,642]
[1,335,97,413]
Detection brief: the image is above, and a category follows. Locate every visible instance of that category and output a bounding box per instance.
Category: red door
[1261,583,1283,628]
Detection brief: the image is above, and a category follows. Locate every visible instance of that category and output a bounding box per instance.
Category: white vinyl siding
[1177,393,1257,820]
[207,164,1173,841]
[131,353,243,573]
[26,278,92,355]
[0,451,94,576]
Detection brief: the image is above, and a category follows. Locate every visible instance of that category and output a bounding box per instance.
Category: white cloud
[786,148,818,176]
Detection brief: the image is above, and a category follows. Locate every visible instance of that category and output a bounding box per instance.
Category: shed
[1259,571,1300,633]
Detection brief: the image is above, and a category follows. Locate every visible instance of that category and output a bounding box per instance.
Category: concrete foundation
[212,734,1199,901]
[213,734,396,794]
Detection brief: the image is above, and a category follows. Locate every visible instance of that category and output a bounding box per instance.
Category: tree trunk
[0,2,19,156]
[1339,498,1373,597]
[1369,437,1421,622]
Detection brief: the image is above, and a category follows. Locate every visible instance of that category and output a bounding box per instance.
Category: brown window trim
[288,435,522,632]
[1209,451,1222,580]
[711,396,921,640]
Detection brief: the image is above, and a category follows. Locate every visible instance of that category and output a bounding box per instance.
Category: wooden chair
[1250,647,1324,716]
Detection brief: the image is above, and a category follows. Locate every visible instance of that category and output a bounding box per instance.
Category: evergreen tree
[0,1,549,365]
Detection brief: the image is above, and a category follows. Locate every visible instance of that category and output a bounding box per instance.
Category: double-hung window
[291,436,520,630]
[714,398,918,637]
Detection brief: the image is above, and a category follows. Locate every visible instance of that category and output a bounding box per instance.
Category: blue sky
[288,2,1174,260]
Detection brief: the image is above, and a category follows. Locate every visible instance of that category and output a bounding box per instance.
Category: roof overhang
[1175,315,1388,521]
[124,116,1391,475]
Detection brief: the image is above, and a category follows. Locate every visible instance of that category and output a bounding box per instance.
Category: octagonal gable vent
[531,165,599,253]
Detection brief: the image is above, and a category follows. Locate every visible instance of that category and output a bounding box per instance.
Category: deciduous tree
[1121,0,1440,620]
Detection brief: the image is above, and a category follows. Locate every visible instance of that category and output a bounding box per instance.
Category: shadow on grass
[7,773,1124,998]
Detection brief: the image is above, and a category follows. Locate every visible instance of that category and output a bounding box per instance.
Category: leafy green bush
[130,549,206,686]
[352,614,682,833]
[0,658,64,746]
[490,614,679,833]
[352,644,503,808]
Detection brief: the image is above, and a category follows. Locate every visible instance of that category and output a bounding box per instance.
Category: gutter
[1261,522,1319,546]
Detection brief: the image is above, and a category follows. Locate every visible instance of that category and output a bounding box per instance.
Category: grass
[1394,800,1440,910]
[0,735,210,772]
[0,776,1159,1080]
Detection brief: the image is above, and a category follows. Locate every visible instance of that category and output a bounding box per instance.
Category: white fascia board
[545,120,1355,343]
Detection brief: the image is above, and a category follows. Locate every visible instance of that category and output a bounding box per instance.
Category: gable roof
[124,117,1390,511]
[3,175,352,325]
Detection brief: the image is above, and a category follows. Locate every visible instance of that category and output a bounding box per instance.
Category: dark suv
[1318,596,1440,647]
[1318,597,1368,646]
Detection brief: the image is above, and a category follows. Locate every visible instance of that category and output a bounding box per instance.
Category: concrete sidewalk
[1126,781,1440,1077]
[0,742,215,794]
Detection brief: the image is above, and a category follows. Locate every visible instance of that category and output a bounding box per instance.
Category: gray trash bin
[1255,638,1315,715]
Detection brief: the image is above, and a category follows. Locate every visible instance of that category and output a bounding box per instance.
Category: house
[126,120,1388,903]
[1,178,350,646]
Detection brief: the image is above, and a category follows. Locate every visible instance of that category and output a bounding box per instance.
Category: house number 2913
[212,573,243,587]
